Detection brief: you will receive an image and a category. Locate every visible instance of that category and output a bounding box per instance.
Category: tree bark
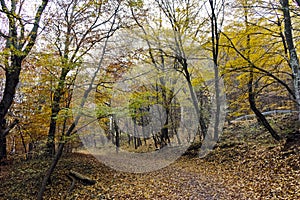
[0,133,7,162]
[113,116,120,153]
[0,57,22,161]
[46,68,69,156]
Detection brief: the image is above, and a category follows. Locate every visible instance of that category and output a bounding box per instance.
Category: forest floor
[1,119,300,199]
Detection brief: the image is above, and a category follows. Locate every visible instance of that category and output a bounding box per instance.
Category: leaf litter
[0,121,299,199]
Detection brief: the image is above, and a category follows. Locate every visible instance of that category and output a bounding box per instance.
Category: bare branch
[23,0,49,54]
[2,119,19,137]
[221,32,295,99]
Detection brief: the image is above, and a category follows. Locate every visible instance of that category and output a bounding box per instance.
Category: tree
[37,1,122,198]
[207,0,225,140]
[219,0,295,140]
[242,1,280,140]
[280,0,300,125]
[129,0,212,144]
[44,0,120,155]
[0,0,49,162]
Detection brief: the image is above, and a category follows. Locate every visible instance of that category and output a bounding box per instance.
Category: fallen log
[68,170,96,185]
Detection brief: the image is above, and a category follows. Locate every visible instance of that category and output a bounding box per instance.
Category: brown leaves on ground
[0,122,299,199]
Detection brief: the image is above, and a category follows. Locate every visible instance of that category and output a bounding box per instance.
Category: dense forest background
[0,0,300,199]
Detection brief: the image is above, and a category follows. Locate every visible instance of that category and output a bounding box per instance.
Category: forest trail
[1,143,299,200]
[69,149,229,199]
[1,122,300,199]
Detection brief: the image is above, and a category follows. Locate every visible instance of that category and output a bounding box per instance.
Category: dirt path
[1,139,299,200]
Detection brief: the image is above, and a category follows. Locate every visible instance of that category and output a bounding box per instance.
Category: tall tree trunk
[0,57,22,161]
[113,116,120,153]
[209,0,222,141]
[181,59,208,138]
[281,0,300,124]
[46,68,69,156]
